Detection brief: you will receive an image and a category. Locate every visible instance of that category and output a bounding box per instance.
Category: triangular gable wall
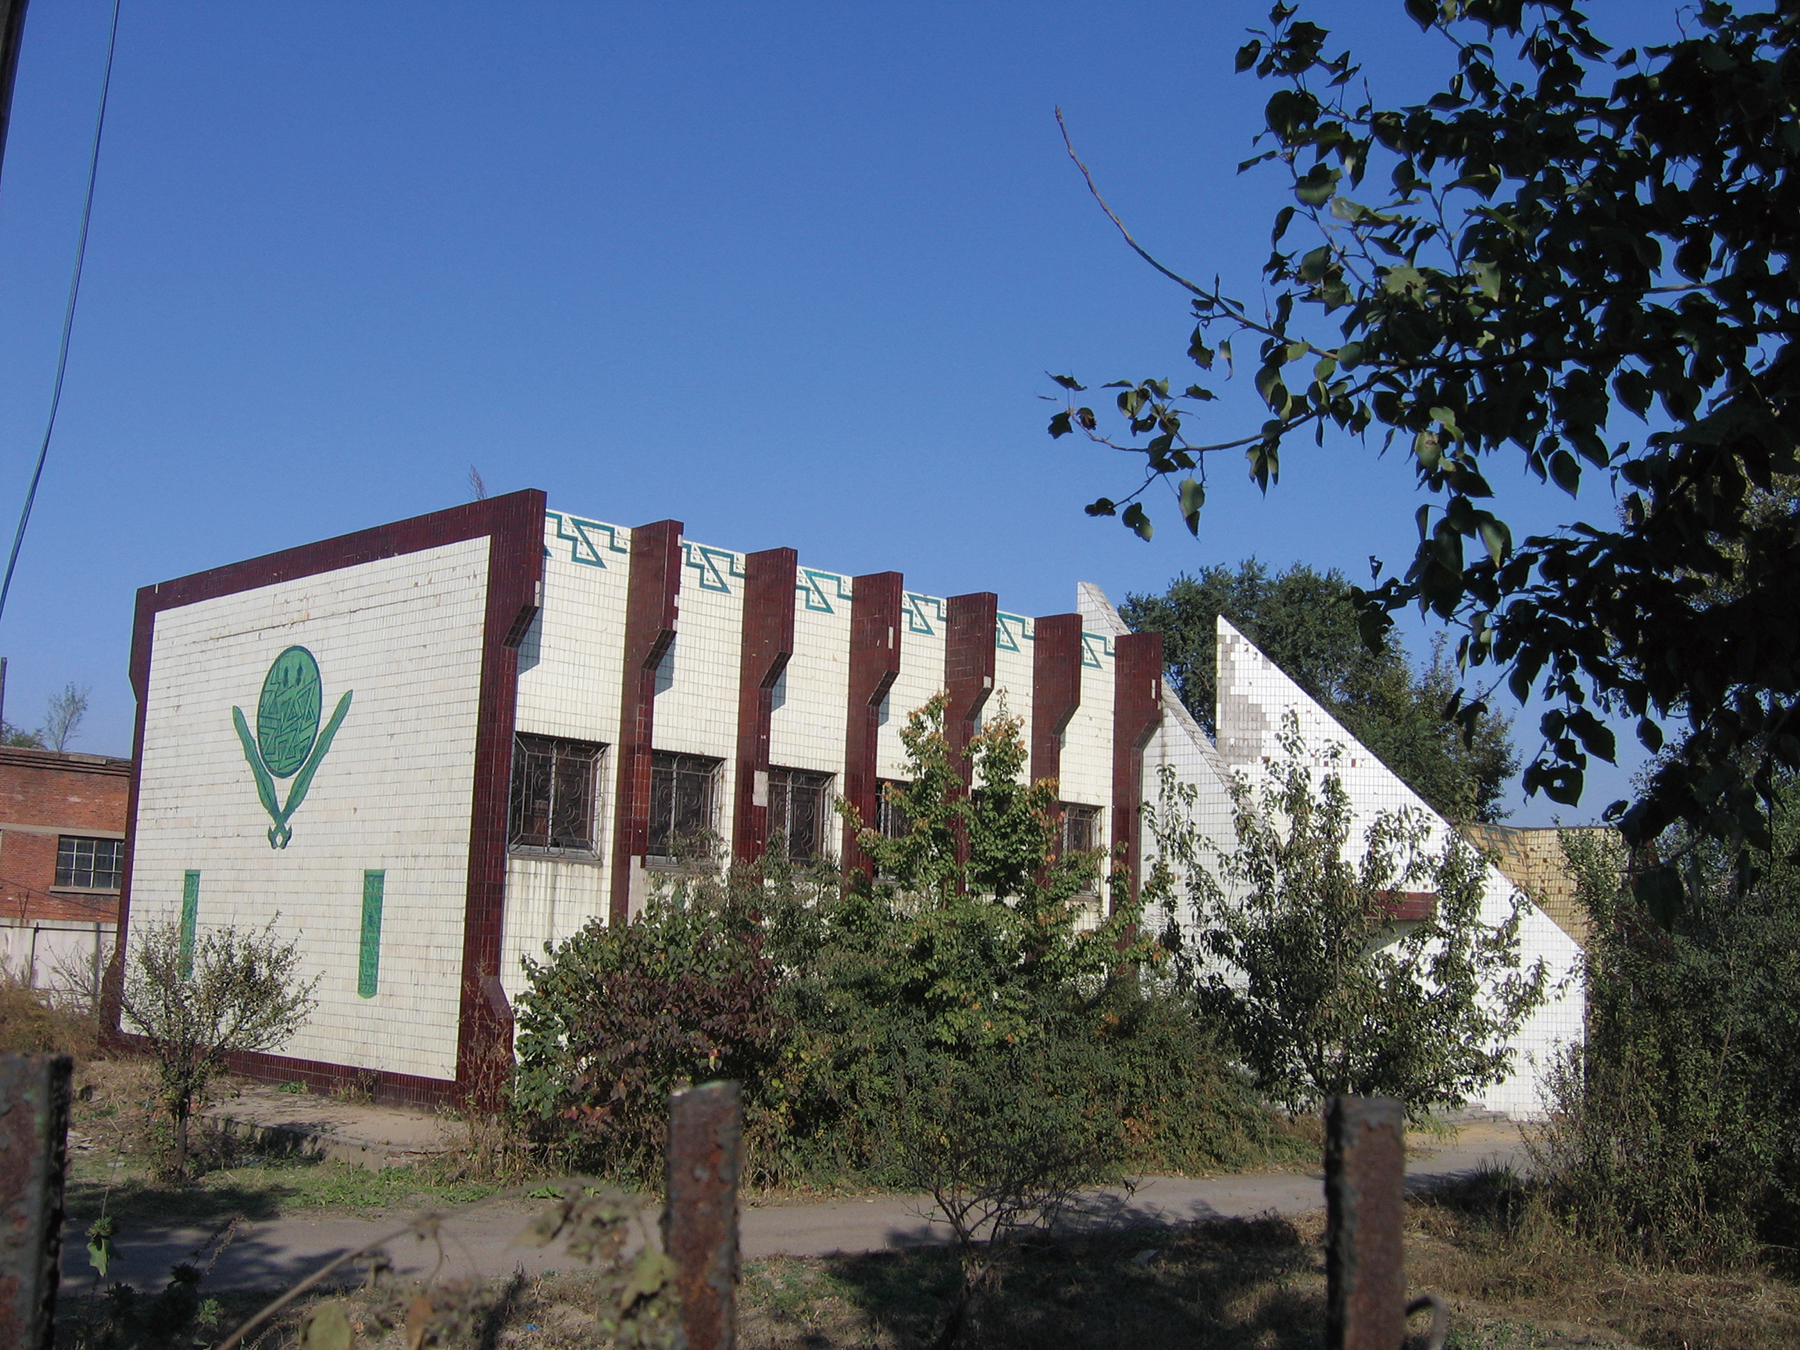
[1212,615,1584,1116]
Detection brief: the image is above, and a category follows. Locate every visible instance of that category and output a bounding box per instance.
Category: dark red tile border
[842,573,904,876]
[1030,614,1083,786]
[944,593,998,781]
[1379,891,1438,922]
[104,490,547,1106]
[1111,631,1163,907]
[609,520,684,925]
[734,549,798,863]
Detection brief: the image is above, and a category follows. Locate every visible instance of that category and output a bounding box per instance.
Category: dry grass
[1406,1168,1800,1350]
[0,969,100,1055]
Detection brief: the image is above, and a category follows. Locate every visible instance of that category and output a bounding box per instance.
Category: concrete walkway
[60,1122,1526,1295]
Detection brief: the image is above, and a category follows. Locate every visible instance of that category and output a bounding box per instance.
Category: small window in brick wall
[649,751,722,861]
[768,767,834,862]
[510,735,606,852]
[877,781,913,840]
[56,836,123,891]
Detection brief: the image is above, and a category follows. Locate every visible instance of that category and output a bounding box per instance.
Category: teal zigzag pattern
[902,592,946,637]
[683,542,746,594]
[797,569,855,614]
[995,613,1034,652]
[545,512,630,568]
[1081,632,1114,669]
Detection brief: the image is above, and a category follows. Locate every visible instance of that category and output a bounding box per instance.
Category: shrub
[118,920,318,1179]
[1535,825,1800,1269]
[511,879,789,1182]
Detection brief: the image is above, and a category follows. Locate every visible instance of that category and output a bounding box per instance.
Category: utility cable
[0,0,122,627]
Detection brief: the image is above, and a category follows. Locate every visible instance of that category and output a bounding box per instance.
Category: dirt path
[60,1123,1525,1295]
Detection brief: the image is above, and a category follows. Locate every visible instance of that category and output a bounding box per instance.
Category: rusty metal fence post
[0,1053,73,1350]
[665,1080,743,1350]
[1325,1095,1405,1350]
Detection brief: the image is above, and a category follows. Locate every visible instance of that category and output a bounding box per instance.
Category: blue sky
[0,1,1679,820]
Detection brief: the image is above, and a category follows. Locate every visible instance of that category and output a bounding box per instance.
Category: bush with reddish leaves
[511,884,788,1181]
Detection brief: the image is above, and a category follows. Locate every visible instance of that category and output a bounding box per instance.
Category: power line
[0,0,122,628]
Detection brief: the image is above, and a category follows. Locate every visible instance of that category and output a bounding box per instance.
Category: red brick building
[0,746,131,997]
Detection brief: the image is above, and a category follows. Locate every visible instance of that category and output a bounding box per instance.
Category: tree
[119,920,318,1179]
[1048,0,1800,891]
[1122,560,1518,820]
[1,720,44,748]
[42,682,88,751]
[1148,715,1545,1119]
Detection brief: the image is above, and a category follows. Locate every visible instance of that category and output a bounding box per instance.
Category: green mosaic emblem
[232,646,353,849]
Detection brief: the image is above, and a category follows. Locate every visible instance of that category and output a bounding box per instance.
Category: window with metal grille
[1060,803,1102,857]
[767,767,833,862]
[877,780,913,839]
[56,836,123,891]
[649,751,721,860]
[509,734,605,851]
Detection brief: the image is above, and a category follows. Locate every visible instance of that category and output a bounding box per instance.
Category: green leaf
[1178,477,1206,536]
[1122,502,1153,541]
[1048,373,1086,391]
[1635,865,1685,930]
[1469,260,1501,299]
[1548,450,1581,495]
[1294,163,1340,207]
[1381,265,1425,298]
[1084,498,1117,517]
[1477,516,1511,564]
[301,1302,355,1350]
[1336,341,1364,369]
[1048,411,1073,438]
[622,1250,676,1309]
[1403,0,1439,29]
[1235,39,1262,72]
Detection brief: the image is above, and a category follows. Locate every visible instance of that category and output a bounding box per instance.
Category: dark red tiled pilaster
[842,572,903,876]
[944,592,998,783]
[610,520,684,926]
[455,490,546,1098]
[734,548,797,863]
[1111,631,1164,908]
[1030,613,1083,787]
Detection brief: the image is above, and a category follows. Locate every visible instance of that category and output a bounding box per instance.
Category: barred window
[649,752,721,860]
[877,780,913,839]
[768,767,833,862]
[56,836,123,891]
[1060,803,1102,856]
[510,735,605,851]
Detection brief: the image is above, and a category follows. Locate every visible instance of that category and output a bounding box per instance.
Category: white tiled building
[113,490,1583,1112]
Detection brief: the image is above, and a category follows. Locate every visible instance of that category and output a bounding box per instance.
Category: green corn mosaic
[232,646,353,849]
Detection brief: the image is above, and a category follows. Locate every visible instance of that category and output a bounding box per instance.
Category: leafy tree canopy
[1121,559,1518,821]
[1049,0,1800,888]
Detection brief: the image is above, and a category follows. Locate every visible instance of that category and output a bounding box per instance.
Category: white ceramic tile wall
[653,540,748,856]
[769,574,852,781]
[989,618,1035,786]
[129,538,492,1082]
[879,594,947,780]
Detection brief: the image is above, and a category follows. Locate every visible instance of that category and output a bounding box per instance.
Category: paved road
[60,1125,1525,1296]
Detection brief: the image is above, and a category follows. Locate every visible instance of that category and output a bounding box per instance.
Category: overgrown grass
[1407,1165,1800,1350]
[0,968,98,1055]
